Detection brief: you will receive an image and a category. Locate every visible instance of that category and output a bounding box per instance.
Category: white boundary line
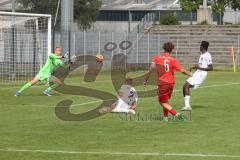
[1,83,240,158]
[0,148,240,158]
[174,82,240,92]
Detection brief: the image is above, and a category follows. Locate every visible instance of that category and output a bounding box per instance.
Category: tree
[231,0,240,10]
[179,0,203,24]
[74,0,101,30]
[212,0,240,24]
[160,13,180,25]
[17,0,101,30]
[179,0,203,13]
[180,0,240,24]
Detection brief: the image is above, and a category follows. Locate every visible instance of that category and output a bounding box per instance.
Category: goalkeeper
[15,47,69,97]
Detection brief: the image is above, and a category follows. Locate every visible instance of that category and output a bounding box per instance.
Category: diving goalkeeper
[15,47,69,97]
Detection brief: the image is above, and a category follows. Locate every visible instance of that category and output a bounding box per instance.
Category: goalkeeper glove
[61,52,69,58]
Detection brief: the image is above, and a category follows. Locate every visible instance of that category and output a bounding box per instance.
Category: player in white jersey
[182,41,213,111]
[99,78,138,114]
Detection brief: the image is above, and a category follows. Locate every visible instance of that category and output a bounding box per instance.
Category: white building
[224,8,240,24]
[90,0,185,33]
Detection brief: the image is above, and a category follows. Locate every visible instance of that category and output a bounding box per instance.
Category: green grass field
[0,71,240,160]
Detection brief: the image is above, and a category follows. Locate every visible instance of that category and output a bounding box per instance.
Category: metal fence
[1,30,240,84]
[130,12,156,33]
[54,31,240,70]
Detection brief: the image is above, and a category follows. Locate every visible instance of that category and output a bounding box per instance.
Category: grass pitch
[0,71,240,160]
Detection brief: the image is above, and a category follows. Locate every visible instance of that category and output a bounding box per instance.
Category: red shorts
[157,83,174,103]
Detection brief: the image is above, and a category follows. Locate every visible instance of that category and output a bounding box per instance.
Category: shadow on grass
[192,105,206,109]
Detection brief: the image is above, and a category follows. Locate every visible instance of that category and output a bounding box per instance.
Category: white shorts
[187,70,207,89]
[111,99,131,113]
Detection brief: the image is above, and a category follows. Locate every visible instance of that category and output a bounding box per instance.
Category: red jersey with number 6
[152,53,183,85]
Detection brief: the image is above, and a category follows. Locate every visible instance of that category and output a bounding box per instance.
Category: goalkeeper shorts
[35,72,51,82]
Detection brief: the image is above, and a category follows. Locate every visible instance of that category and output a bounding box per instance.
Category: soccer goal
[0,11,51,84]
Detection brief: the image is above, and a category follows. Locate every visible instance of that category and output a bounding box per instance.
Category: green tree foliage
[17,0,101,30]
[179,0,203,12]
[180,0,240,24]
[230,0,240,10]
[180,0,240,13]
[160,13,180,25]
[211,0,240,24]
[212,0,240,13]
[74,0,101,30]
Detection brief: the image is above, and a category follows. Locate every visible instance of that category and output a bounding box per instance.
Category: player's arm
[130,91,138,110]
[49,54,62,59]
[191,55,213,71]
[144,63,156,85]
[174,59,192,77]
[117,86,124,99]
[180,68,193,77]
[49,52,68,60]
[196,64,213,71]
[117,90,123,99]
[57,54,76,68]
[130,101,137,110]
[54,58,73,71]
[55,59,67,67]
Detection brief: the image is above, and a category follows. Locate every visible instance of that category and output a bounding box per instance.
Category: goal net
[0,12,51,84]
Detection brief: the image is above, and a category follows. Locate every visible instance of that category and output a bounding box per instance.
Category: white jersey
[187,52,212,89]
[197,52,212,73]
[118,84,138,106]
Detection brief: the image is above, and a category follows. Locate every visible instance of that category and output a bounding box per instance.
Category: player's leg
[15,77,39,96]
[163,108,169,122]
[111,99,135,114]
[182,81,194,110]
[43,76,62,96]
[158,84,182,122]
[99,102,117,113]
[159,102,183,122]
[160,102,176,115]
[160,102,172,123]
[182,72,207,110]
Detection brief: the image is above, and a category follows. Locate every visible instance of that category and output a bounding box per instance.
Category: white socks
[184,96,191,108]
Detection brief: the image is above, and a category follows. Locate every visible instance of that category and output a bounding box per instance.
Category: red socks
[169,109,177,116]
[163,108,169,117]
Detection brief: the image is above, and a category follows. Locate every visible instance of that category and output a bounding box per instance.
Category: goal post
[0,12,51,84]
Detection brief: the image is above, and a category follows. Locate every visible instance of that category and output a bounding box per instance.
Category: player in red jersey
[144,42,192,122]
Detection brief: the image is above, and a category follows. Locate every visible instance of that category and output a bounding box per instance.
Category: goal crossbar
[0,11,51,18]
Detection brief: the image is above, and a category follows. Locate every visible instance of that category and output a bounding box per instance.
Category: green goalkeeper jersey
[39,53,65,75]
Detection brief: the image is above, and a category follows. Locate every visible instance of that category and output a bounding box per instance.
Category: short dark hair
[163,42,174,53]
[201,41,209,50]
[55,47,61,50]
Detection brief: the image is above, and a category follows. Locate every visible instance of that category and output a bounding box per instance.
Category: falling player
[182,41,213,111]
[99,78,138,114]
[144,42,192,122]
[15,47,68,97]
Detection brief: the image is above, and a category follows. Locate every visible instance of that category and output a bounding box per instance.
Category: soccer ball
[96,53,104,63]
